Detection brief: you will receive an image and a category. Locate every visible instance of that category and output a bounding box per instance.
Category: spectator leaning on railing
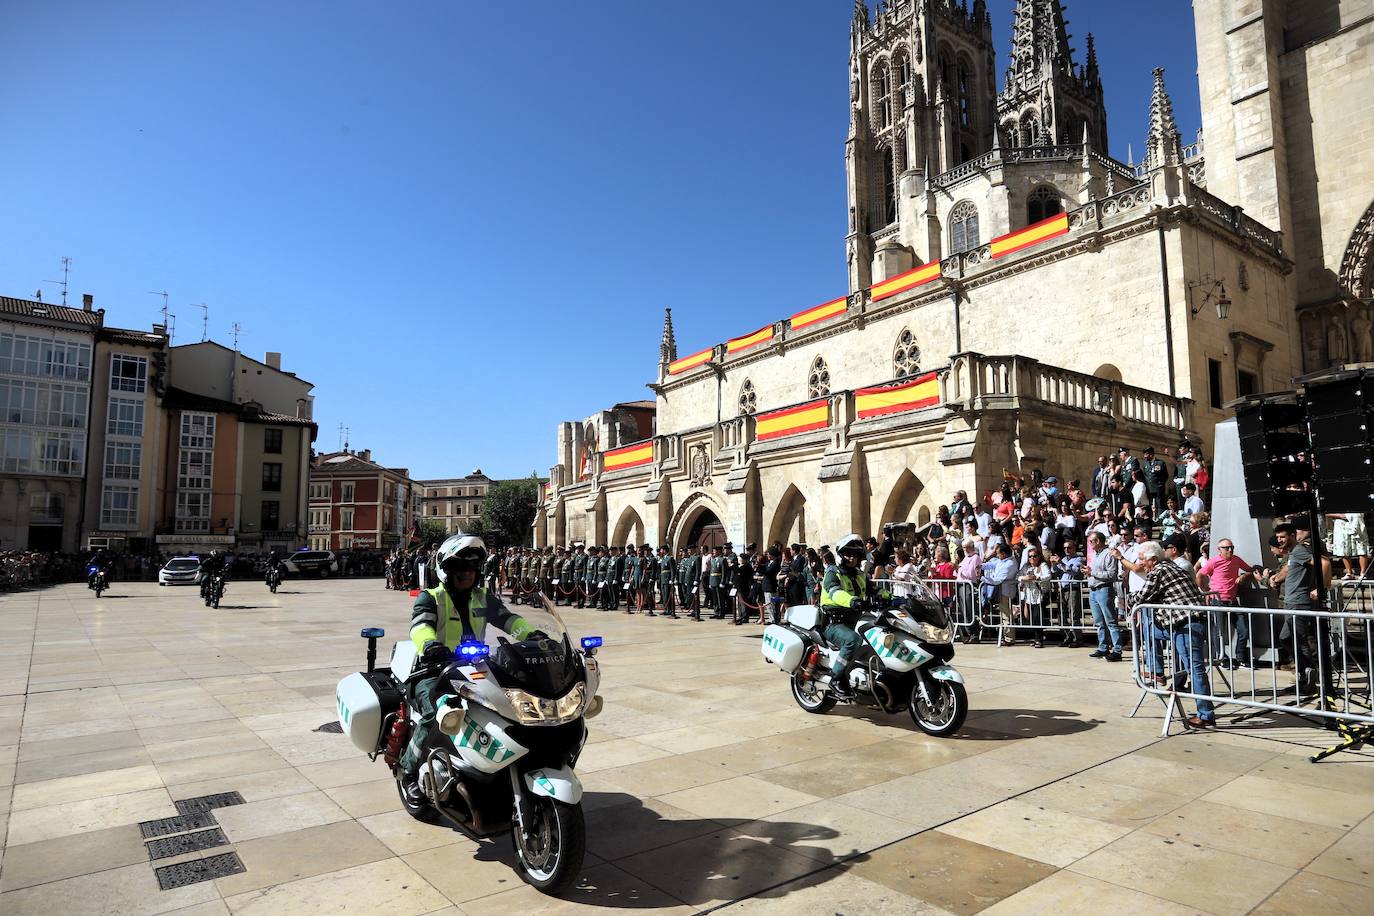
[1128,540,1215,729]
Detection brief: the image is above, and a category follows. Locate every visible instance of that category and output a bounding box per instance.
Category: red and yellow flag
[603,440,654,472]
[668,347,713,375]
[855,371,940,419]
[755,399,830,441]
[870,260,942,302]
[990,212,1070,259]
[789,296,847,331]
[726,325,774,354]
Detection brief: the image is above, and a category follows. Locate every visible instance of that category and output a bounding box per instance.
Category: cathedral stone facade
[535,0,1373,552]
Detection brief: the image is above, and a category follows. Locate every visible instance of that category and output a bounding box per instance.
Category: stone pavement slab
[1,579,1372,914]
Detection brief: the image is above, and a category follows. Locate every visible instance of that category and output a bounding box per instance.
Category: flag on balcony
[669,347,713,375]
[726,324,774,354]
[854,371,940,419]
[990,212,1070,259]
[870,260,942,302]
[755,399,830,441]
[603,440,654,471]
[789,296,847,331]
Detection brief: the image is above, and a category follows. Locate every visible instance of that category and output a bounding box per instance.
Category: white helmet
[836,533,866,563]
[435,531,487,586]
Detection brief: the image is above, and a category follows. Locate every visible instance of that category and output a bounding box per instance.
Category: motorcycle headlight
[503,683,587,725]
[917,623,954,644]
[881,632,898,652]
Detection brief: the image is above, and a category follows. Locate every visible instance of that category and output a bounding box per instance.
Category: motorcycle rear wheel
[791,669,836,714]
[512,795,585,894]
[908,677,967,737]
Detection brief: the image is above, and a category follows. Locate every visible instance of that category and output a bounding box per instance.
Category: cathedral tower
[846,0,996,292]
[995,0,1107,150]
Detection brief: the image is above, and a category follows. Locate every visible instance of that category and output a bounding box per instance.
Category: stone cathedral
[535,0,1374,553]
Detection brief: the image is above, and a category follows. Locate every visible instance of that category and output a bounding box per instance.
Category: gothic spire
[851,0,869,34]
[1009,0,1074,73]
[1146,67,1183,168]
[1085,33,1099,81]
[659,308,677,365]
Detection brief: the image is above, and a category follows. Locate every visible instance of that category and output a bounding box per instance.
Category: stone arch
[1093,363,1123,382]
[667,490,729,552]
[1339,198,1374,300]
[878,468,924,530]
[917,505,932,526]
[949,199,980,254]
[553,498,567,547]
[1027,184,1064,225]
[767,484,808,547]
[611,504,645,548]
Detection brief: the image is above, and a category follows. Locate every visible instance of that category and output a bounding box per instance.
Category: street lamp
[1189,276,1231,320]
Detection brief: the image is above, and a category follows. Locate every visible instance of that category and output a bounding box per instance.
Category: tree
[417,518,449,546]
[481,477,541,549]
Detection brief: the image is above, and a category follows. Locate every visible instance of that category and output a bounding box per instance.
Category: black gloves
[850,598,870,613]
[422,641,451,664]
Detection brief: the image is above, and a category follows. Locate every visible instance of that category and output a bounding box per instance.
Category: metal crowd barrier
[1130,601,1373,760]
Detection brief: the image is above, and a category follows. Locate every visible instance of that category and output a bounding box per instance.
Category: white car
[283,550,338,577]
[159,556,202,586]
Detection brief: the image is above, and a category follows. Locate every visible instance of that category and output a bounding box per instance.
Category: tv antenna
[44,257,72,306]
[230,321,244,350]
[192,303,208,341]
[336,422,351,452]
[147,291,175,343]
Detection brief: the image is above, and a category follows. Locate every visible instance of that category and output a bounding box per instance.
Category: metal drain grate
[154,852,245,890]
[139,812,217,839]
[145,827,229,861]
[313,721,343,733]
[174,791,246,816]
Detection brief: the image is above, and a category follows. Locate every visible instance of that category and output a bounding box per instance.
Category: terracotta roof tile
[0,295,102,328]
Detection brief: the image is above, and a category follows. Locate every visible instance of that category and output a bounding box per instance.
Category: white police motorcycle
[335,598,604,894]
[761,580,968,736]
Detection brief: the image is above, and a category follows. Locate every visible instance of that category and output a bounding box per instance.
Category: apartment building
[415,470,494,535]
[0,294,100,551]
[308,449,417,551]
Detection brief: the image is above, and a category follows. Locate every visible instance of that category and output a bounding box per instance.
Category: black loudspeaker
[1305,371,1374,512]
[1236,396,1314,518]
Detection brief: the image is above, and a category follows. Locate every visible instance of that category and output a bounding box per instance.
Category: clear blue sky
[1,1,1199,479]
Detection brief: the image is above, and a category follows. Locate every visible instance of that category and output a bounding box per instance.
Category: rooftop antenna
[33,290,42,302]
[148,291,175,343]
[193,304,208,341]
[337,422,346,451]
[230,321,244,351]
[44,257,72,306]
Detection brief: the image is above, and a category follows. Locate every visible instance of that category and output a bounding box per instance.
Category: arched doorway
[687,509,728,551]
[611,505,645,548]
[768,484,807,547]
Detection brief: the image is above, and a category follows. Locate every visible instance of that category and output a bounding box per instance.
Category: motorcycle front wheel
[791,669,836,714]
[909,676,967,737]
[512,794,585,894]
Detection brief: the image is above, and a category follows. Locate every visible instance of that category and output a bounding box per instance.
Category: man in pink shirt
[1197,538,1252,667]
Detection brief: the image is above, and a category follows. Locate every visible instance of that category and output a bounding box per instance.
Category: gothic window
[872,64,891,130]
[1002,120,1019,149]
[957,62,972,128]
[895,52,911,109]
[738,379,757,417]
[894,329,920,378]
[808,357,831,399]
[1021,114,1040,147]
[949,200,980,254]
[870,144,896,230]
[1027,186,1064,225]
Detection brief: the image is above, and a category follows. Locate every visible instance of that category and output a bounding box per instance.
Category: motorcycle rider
[199,550,226,601]
[401,531,540,806]
[87,548,110,589]
[264,549,284,588]
[819,534,888,700]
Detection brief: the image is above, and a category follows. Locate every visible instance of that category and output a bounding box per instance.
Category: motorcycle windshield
[901,584,950,629]
[476,603,580,697]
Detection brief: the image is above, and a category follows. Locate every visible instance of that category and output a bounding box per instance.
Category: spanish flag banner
[789,296,847,331]
[668,347,713,375]
[854,371,940,419]
[870,260,942,302]
[603,440,654,472]
[990,212,1070,259]
[755,399,830,441]
[726,324,774,354]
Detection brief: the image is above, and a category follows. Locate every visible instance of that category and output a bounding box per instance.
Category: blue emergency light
[458,641,490,660]
[580,636,603,650]
[88,566,98,573]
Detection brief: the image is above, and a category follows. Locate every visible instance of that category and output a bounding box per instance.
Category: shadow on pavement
[460,791,846,908]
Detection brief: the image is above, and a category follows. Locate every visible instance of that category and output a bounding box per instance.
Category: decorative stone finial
[659,308,677,366]
[1146,67,1182,168]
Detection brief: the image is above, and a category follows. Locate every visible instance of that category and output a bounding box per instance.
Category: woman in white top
[891,549,916,598]
[1008,545,1052,647]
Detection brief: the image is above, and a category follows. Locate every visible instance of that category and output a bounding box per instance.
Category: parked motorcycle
[335,597,604,894]
[761,581,968,736]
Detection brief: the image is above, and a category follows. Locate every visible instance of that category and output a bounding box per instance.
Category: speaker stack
[1235,393,1313,519]
[1304,368,1374,513]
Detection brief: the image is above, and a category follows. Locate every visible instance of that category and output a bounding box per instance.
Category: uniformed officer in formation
[656,545,677,618]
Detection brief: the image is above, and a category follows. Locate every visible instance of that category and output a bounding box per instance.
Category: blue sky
[1,1,1200,479]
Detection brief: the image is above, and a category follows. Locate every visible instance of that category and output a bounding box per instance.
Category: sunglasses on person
[1219,545,1234,551]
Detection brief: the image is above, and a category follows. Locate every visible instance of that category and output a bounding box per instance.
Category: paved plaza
[0,579,1370,915]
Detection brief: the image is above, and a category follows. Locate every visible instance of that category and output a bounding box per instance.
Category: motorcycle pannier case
[761,624,807,673]
[336,671,401,754]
